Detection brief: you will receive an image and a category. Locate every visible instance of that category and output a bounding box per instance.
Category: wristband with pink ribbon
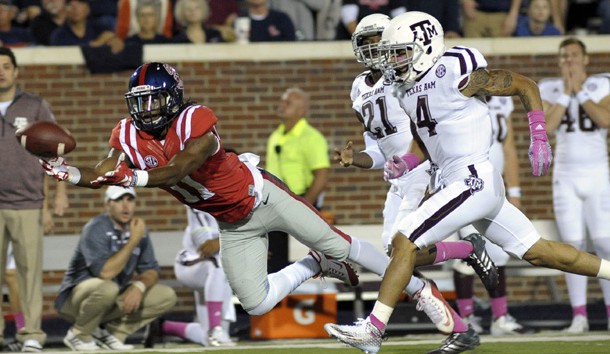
[527,110,553,176]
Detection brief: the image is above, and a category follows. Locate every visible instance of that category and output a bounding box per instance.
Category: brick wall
[9,42,610,317]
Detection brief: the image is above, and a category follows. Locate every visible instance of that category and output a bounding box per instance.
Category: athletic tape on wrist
[132,170,149,187]
[66,166,81,185]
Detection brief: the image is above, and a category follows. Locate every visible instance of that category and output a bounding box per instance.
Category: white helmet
[351,14,391,70]
[379,11,446,89]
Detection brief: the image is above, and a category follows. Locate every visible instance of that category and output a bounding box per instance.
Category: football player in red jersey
[41,62,498,323]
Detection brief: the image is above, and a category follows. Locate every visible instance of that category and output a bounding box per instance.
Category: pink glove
[40,157,81,184]
[527,110,553,176]
[92,153,137,186]
[383,153,420,180]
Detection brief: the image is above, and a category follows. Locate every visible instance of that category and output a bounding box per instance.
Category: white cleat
[563,314,589,334]
[324,317,384,354]
[490,314,532,336]
[208,325,237,347]
[413,279,455,334]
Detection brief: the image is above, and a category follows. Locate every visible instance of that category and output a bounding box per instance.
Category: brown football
[15,121,76,158]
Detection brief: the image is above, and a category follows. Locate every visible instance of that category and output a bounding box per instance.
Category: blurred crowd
[0,0,608,48]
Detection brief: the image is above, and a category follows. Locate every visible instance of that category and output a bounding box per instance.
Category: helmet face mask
[124,63,184,135]
[379,11,445,89]
[352,14,391,70]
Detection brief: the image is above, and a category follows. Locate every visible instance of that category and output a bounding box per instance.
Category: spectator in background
[515,0,561,36]
[335,0,407,40]
[461,0,522,37]
[0,46,68,352]
[172,0,227,44]
[13,0,42,28]
[314,0,341,40]
[55,186,176,351]
[539,37,610,334]
[125,0,171,44]
[144,208,236,348]
[246,0,296,42]
[29,0,66,45]
[265,87,329,272]
[0,0,35,46]
[269,0,326,41]
[115,0,172,39]
[88,0,117,30]
[48,0,119,47]
[203,0,238,41]
[406,0,462,38]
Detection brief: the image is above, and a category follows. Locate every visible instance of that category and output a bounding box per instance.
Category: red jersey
[109,104,256,222]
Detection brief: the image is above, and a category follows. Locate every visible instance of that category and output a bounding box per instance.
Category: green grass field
[79,333,609,354]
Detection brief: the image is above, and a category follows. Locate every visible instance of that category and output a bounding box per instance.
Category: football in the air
[15,121,76,158]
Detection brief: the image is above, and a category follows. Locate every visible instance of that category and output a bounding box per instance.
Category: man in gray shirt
[55,186,176,351]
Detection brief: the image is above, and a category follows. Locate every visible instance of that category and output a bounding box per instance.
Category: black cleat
[464,233,499,291]
[143,317,164,348]
[427,325,480,354]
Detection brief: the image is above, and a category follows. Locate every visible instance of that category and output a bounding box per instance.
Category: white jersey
[393,46,493,178]
[351,71,414,162]
[539,74,610,168]
[487,96,514,171]
[180,207,220,262]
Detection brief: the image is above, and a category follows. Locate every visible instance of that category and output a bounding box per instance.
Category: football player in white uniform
[453,96,530,336]
[325,12,610,354]
[334,13,500,350]
[539,37,610,334]
[145,208,236,347]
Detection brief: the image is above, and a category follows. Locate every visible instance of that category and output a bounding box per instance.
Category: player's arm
[136,131,218,187]
[460,69,544,112]
[461,68,552,176]
[334,112,380,168]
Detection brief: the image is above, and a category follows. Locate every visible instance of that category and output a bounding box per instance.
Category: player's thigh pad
[218,214,270,312]
[394,167,503,250]
[259,180,351,260]
[472,200,539,259]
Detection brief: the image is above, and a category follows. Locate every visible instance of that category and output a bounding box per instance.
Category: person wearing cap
[54,186,176,351]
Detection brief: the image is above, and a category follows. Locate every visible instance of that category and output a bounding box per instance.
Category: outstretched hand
[92,153,136,186]
[40,157,71,181]
[334,141,354,167]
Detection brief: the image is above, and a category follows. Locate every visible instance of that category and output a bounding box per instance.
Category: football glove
[383,153,420,180]
[40,157,81,184]
[527,111,553,176]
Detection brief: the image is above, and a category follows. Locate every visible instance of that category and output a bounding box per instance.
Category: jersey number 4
[416,95,438,136]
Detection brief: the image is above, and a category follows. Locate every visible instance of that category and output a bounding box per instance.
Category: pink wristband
[401,153,420,170]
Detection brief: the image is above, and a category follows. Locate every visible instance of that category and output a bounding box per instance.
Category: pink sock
[14,312,24,330]
[162,320,189,339]
[455,298,474,318]
[369,314,386,333]
[207,301,223,329]
[451,308,468,333]
[572,305,587,317]
[433,242,473,264]
[490,296,508,319]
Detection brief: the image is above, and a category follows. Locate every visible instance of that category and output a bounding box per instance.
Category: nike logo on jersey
[261,194,270,205]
